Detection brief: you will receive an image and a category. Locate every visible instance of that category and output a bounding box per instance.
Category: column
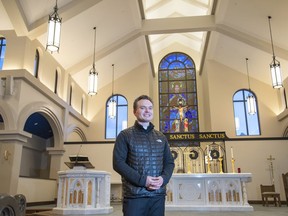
[0,130,31,195]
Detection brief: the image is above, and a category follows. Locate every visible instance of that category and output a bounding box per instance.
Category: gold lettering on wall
[166,132,228,141]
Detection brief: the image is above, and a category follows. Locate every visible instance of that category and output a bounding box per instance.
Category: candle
[218,145,221,157]
[231,147,234,158]
[206,145,209,156]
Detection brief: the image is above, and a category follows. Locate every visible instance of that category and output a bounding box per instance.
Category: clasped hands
[146,176,163,190]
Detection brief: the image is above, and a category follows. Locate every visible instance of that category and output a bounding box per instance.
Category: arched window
[105,95,128,139]
[69,85,73,106]
[0,37,6,69]
[54,69,58,94]
[233,89,260,136]
[81,96,84,115]
[34,50,40,78]
[158,52,199,133]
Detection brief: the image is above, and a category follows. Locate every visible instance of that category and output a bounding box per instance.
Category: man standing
[113,95,175,216]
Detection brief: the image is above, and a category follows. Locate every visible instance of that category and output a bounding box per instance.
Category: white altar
[53,168,113,215]
[166,173,253,211]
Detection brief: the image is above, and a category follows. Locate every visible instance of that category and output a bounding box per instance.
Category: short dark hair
[133,95,153,111]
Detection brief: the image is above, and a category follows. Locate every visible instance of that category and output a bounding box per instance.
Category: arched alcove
[0,102,17,130]
[18,103,64,179]
[21,112,54,179]
[0,114,3,130]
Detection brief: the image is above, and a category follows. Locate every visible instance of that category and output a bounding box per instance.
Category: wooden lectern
[64,155,95,169]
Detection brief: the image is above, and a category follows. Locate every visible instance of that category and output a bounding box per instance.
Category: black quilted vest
[122,122,167,198]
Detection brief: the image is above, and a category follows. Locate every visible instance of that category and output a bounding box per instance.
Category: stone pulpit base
[53,168,113,215]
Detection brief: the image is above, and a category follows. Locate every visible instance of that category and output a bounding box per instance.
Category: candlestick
[218,145,221,157]
[218,157,223,173]
[231,158,236,173]
[207,156,211,173]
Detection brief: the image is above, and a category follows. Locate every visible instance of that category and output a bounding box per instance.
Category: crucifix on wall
[267,155,275,185]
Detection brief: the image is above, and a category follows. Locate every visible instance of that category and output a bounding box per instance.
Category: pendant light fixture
[245,58,256,115]
[268,16,283,89]
[46,0,62,53]
[88,27,98,96]
[108,64,116,119]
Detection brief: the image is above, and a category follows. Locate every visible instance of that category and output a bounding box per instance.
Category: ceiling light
[245,58,256,115]
[268,16,283,89]
[46,0,62,53]
[88,27,98,96]
[108,64,116,119]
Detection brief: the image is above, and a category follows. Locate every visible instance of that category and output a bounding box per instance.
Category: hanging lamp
[88,27,98,96]
[268,16,283,88]
[46,0,62,53]
[108,64,116,119]
[245,58,256,115]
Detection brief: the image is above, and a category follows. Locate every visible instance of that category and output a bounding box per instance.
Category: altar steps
[26,209,53,216]
[25,205,55,216]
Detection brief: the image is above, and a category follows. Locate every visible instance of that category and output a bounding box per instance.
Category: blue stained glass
[186,108,198,119]
[160,60,169,69]
[160,120,169,133]
[169,61,184,69]
[166,54,177,63]
[177,53,187,62]
[170,108,178,120]
[184,59,194,68]
[191,120,198,132]
[158,52,199,134]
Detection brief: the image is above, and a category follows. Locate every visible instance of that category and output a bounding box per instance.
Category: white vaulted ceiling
[1,0,288,93]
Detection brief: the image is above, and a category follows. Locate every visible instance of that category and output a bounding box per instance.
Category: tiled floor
[27,203,288,216]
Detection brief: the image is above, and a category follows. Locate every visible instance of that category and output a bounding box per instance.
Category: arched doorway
[21,112,54,179]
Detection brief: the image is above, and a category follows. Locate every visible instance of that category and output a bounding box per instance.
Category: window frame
[158,52,199,133]
[105,94,128,139]
[34,49,40,78]
[233,89,261,136]
[0,37,7,70]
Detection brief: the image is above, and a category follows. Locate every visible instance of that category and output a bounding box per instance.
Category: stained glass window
[158,52,199,133]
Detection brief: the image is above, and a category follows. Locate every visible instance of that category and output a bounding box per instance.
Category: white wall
[17,178,57,203]
[225,140,288,201]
